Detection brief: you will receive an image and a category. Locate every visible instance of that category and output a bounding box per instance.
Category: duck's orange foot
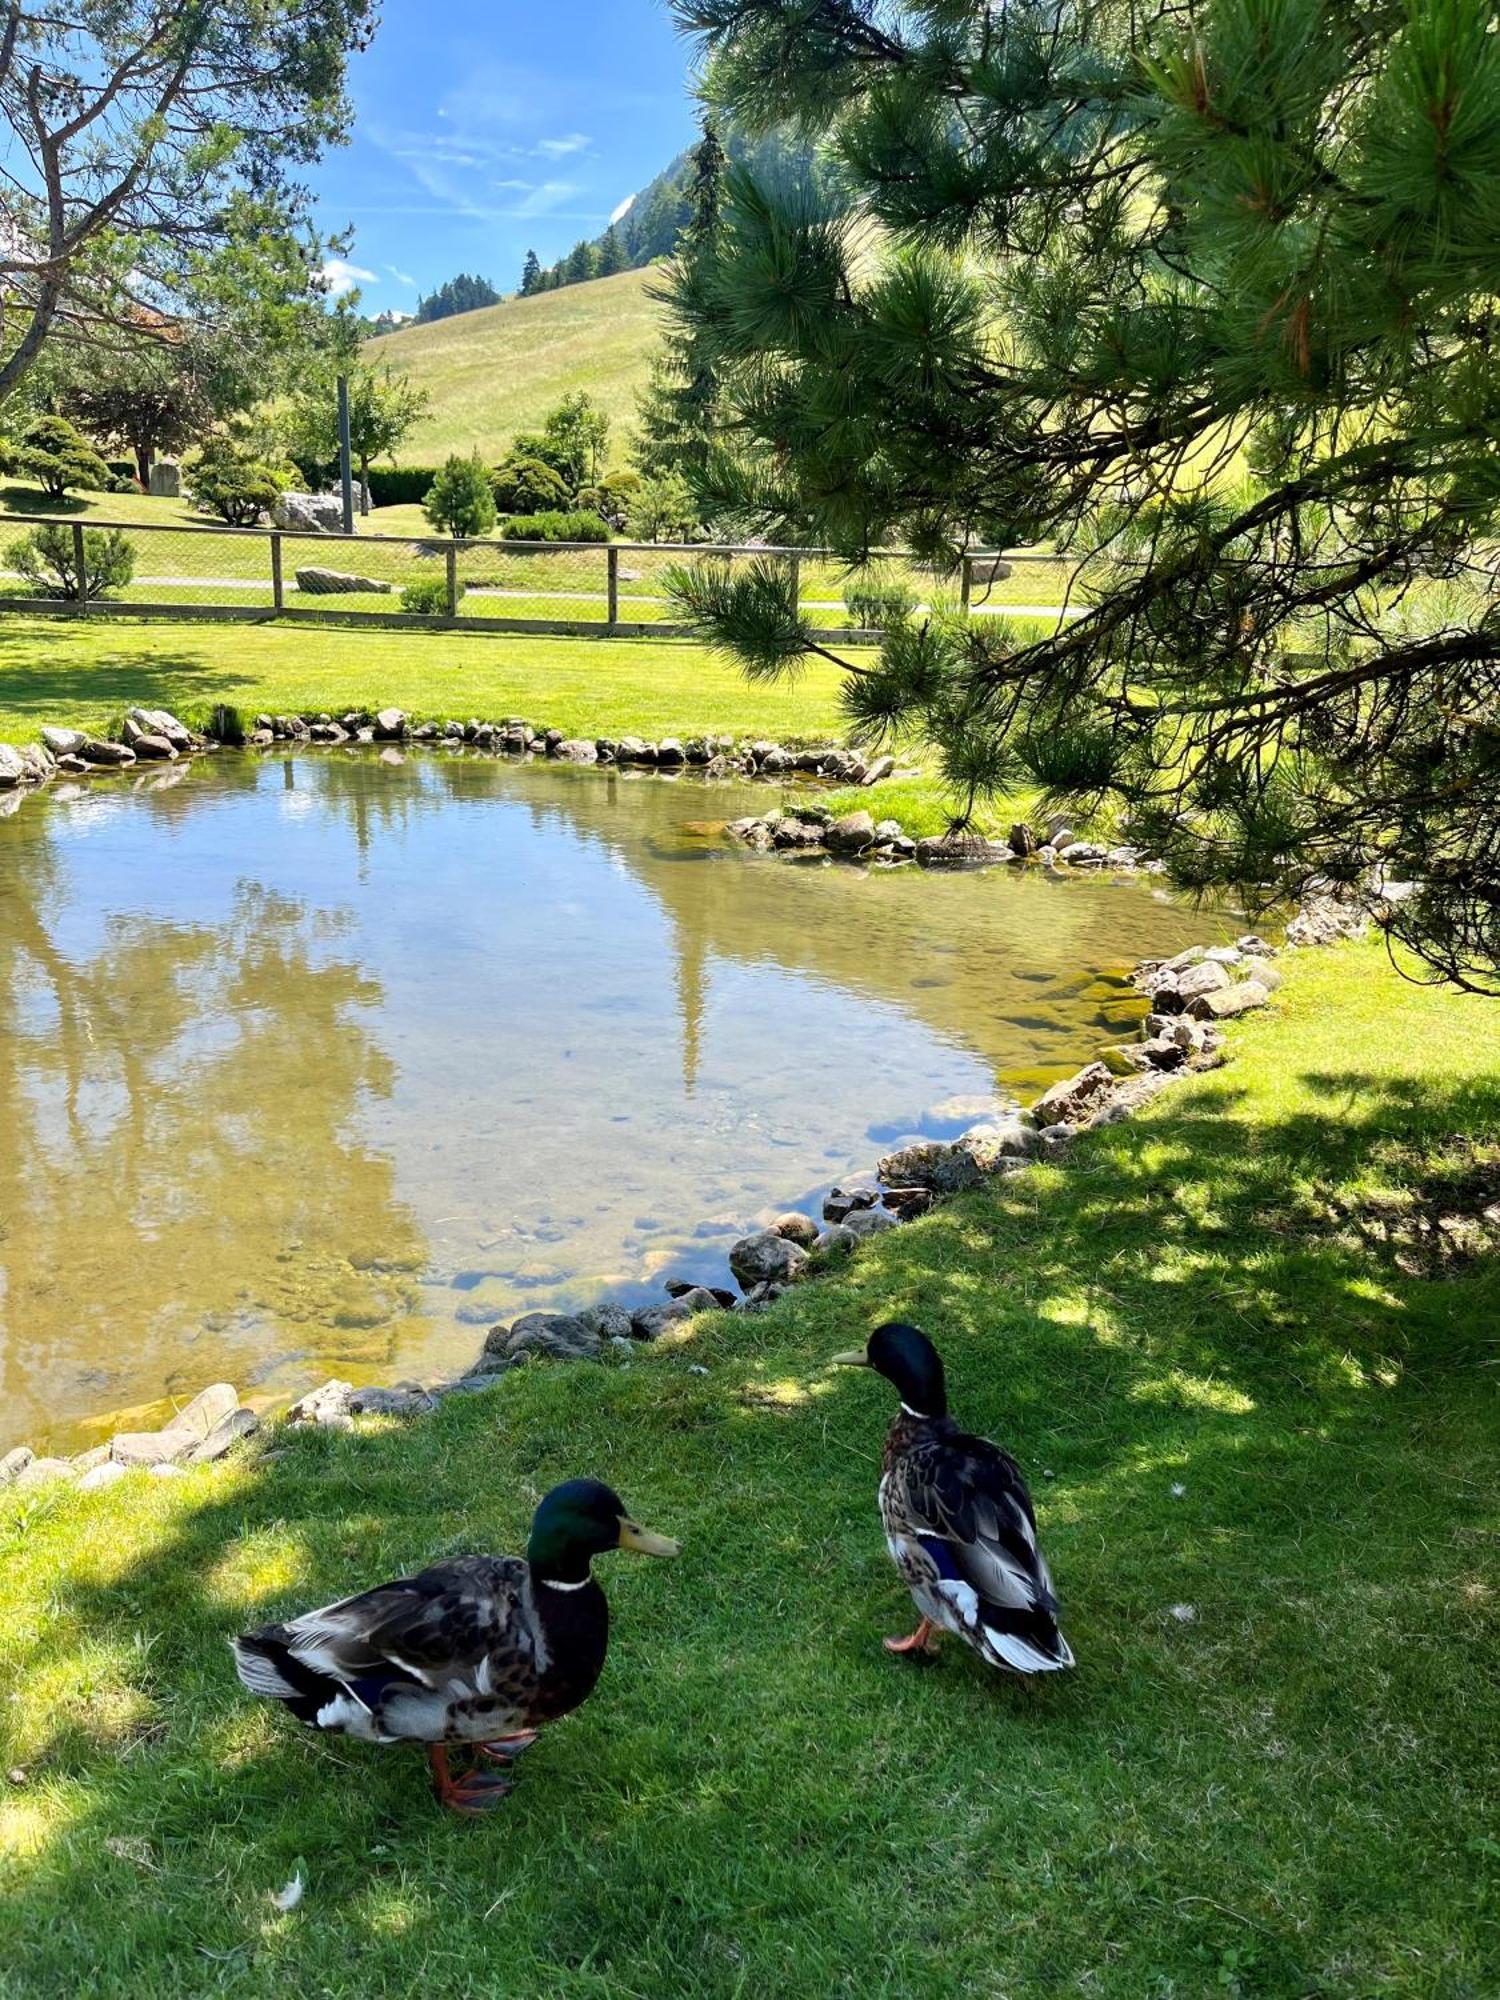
[478,1729,540,1764]
[427,1743,514,1815]
[883,1617,940,1658]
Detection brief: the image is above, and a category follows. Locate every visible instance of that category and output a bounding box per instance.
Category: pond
[0,751,1230,1454]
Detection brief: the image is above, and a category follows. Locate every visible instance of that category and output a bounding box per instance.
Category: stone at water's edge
[374,709,407,740]
[581,1302,636,1342]
[826,810,876,856]
[771,1212,820,1248]
[729,1230,809,1291]
[877,1121,1033,1194]
[40,726,86,757]
[0,745,25,789]
[81,739,134,767]
[502,1313,601,1363]
[861,755,896,787]
[1189,980,1274,1021]
[1031,1061,1117,1127]
[633,1288,720,1338]
[553,740,599,763]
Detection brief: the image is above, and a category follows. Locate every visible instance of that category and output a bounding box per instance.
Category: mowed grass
[0,615,862,748]
[366,268,663,462]
[0,943,1495,1996]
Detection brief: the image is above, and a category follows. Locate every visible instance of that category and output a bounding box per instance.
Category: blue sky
[309,0,702,315]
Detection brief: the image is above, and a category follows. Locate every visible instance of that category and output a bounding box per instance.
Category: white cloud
[609,192,636,224]
[511,180,582,219]
[321,257,377,296]
[534,133,591,159]
[384,263,417,288]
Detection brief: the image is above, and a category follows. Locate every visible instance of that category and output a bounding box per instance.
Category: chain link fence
[0,515,1085,635]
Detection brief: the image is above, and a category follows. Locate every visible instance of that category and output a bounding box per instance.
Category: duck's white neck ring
[538,1575,590,1592]
[900,1402,935,1419]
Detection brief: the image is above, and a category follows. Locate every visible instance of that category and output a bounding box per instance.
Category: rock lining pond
[0,747,1231,1454]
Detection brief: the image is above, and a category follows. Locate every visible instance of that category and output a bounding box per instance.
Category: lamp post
[337,375,355,533]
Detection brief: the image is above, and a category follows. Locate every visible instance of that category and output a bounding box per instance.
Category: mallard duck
[832,1323,1074,1673]
[231,1478,680,1813]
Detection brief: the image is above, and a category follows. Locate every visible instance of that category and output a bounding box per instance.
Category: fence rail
[0,514,1082,638]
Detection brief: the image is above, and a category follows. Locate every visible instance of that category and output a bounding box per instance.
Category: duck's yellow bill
[830,1350,870,1367]
[618,1520,681,1557]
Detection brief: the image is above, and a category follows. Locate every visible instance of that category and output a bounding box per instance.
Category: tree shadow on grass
[0,622,241,732]
[2,1064,1497,1992]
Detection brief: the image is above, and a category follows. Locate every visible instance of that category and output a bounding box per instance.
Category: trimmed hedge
[498,509,611,544]
[368,465,441,508]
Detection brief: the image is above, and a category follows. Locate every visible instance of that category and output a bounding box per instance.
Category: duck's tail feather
[231,1629,342,1722]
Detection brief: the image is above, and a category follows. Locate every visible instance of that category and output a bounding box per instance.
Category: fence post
[270,531,284,612]
[446,541,459,618]
[960,553,972,613]
[788,552,801,621]
[607,544,619,629]
[72,520,88,611]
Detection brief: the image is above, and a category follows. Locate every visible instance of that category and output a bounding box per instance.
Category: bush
[15,415,115,501]
[423,454,496,539]
[489,454,570,516]
[577,468,641,530]
[498,508,611,544]
[400,575,461,616]
[186,438,289,526]
[5,522,135,600]
[367,465,441,508]
[844,576,917,630]
[627,470,700,544]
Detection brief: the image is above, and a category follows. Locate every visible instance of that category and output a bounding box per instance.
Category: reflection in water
[0,753,1224,1451]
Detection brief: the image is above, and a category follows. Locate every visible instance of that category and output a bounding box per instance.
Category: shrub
[627,470,699,544]
[400,575,461,616]
[577,468,641,530]
[490,453,570,516]
[498,508,610,544]
[186,437,289,525]
[423,454,496,539]
[844,576,917,630]
[15,415,115,501]
[6,522,135,600]
[367,465,441,508]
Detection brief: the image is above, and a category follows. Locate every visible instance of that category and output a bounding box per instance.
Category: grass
[366,269,663,463]
[1,941,1495,1996]
[0,615,864,749]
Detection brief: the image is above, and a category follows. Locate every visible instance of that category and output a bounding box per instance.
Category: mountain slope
[366,267,662,465]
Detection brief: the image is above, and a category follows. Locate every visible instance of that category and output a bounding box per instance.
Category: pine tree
[563,239,599,286]
[636,121,728,492]
[596,225,626,278]
[664,0,1500,990]
[519,250,542,296]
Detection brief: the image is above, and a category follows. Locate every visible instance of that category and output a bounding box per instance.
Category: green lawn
[1,942,1495,1996]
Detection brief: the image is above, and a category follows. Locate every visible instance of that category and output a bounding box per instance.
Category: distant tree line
[414,274,502,324]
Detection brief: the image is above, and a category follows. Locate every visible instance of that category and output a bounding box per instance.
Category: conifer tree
[519,250,543,296]
[665,0,1500,989]
[636,122,728,490]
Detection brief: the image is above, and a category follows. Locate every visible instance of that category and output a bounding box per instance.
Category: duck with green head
[232,1478,680,1813]
[832,1322,1074,1674]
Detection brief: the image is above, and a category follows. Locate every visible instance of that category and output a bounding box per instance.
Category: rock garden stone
[1188,979,1274,1021]
[127,707,194,749]
[373,708,407,739]
[553,739,598,763]
[729,1229,808,1291]
[13,1457,78,1491]
[1138,1036,1188,1071]
[40,726,86,757]
[295,566,393,595]
[1009,821,1039,855]
[843,1205,899,1240]
[916,833,1013,868]
[1037,1123,1075,1154]
[771,1212,819,1248]
[1175,959,1233,1001]
[633,1289,720,1338]
[502,1313,601,1363]
[656,739,686,766]
[1,1446,36,1485]
[1031,1060,1117,1127]
[772,818,824,850]
[0,745,25,789]
[813,1224,860,1256]
[186,1408,261,1460]
[823,1186,878,1223]
[877,1138,988,1195]
[580,1302,637,1342]
[273,491,345,532]
[348,1385,433,1419]
[130,733,177,760]
[78,1460,131,1494]
[617,737,653,763]
[825,810,875,856]
[735,1281,787,1314]
[861,754,896,786]
[882,1186,935,1219]
[286,1378,355,1427]
[81,739,134,766]
[110,1425,199,1467]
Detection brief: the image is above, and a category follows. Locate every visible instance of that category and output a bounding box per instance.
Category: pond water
[0,751,1230,1453]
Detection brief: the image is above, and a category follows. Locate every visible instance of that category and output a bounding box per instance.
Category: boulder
[1287,892,1369,948]
[655,738,686,767]
[273,491,344,533]
[616,737,654,763]
[0,744,24,789]
[129,733,177,761]
[0,1446,36,1485]
[825,810,876,856]
[881,1185,935,1219]
[347,1385,434,1419]
[1187,979,1274,1021]
[633,1289,720,1339]
[1037,1122,1075,1155]
[843,1205,899,1240]
[1031,1061,1117,1127]
[728,1229,808,1292]
[1138,1036,1188,1071]
[771,818,824,850]
[126,707,194,750]
[373,708,407,740]
[295,566,393,596]
[916,834,1012,868]
[78,1460,132,1494]
[1009,821,1039,856]
[813,1224,860,1256]
[286,1379,355,1428]
[40,726,86,757]
[969,557,1013,584]
[79,739,134,767]
[771,1212,820,1249]
[12,1457,78,1491]
[1175,959,1233,1001]
[109,1426,197,1468]
[735,1281,787,1314]
[861,754,896,787]
[877,1139,986,1195]
[185,1408,261,1461]
[171,1383,240,1441]
[580,1302,637,1342]
[552,739,598,763]
[823,1186,878,1223]
[502,1313,601,1363]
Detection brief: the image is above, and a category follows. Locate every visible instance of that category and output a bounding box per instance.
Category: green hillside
[366,267,662,465]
